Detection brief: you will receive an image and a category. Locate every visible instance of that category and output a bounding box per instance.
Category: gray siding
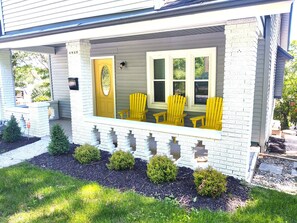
[274,53,286,99]
[280,13,290,50]
[90,32,225,126]
[50,32,225,125]
[2,0,154,32]
[251,39,265,143]
[50,47,71,118]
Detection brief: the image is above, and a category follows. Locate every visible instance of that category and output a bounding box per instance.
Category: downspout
[259,16,271,151]
[0,0,4,36]
[48,54,54,101]
[287,3,294,50]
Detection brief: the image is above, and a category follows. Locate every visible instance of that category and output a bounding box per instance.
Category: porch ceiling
[90,26,224,44]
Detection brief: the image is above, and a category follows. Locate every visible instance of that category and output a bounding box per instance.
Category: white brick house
[0,0,294,181]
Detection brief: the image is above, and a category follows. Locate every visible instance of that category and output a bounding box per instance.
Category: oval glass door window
[101,65,111,96]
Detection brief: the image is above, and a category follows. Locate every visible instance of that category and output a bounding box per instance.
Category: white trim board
[0,0,292,49]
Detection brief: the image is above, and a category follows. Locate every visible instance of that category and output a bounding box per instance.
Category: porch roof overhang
[0,0,292,50]
[277,46,294,60]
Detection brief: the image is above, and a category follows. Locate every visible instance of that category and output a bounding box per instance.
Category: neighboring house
[0,0,294,181]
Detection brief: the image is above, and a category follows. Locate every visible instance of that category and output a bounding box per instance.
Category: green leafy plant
[193,166,227,198]
[147,155,178,184]
[107,150,135,170]
[74,144,101,164]
[48,124,69,155]
[33,95,50,102]
[2,115,21,143]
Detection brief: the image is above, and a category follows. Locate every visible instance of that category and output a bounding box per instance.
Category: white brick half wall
[210,17,260,179]
[0,49,15,120]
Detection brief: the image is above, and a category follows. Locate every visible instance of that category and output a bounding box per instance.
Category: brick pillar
[0,49,15,120]
[210,18,260,180]
[29,102,50,137]
[66,40,94,144]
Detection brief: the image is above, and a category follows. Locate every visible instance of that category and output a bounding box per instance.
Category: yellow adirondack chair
[153,95,187,126]
[190,97,223,130]
[118,93,148,121]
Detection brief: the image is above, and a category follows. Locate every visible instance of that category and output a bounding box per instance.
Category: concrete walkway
[0,136,50,169]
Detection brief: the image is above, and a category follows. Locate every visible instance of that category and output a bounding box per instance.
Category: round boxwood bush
[193,166,227,198]
[48,124,70,155]
[147,155,178,184]
[107,150,135,170]
[74,144,101,164]
[2,115,21,143]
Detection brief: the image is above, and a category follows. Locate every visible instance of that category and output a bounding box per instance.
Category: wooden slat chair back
[118,93,148,121]
[153,95,187,126]
[190,97,223,130]
[129,93,147,120]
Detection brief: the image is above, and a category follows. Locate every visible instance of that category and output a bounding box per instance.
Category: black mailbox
[68,78,79,90]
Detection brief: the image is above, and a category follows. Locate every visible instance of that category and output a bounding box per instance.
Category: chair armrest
[136,109,149,121]
[190,115,205,128]
[118,109,129,119]
[153,111,167,123]
[173,113,187,126]
[215,120,222,130]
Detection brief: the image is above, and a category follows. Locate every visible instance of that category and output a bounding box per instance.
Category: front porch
[0,16,264,181]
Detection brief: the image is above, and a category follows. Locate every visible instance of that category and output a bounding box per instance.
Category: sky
[290,3,297,41]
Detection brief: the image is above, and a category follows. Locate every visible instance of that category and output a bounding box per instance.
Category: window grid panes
[147,48,216,111]
[173,58,186,97]
[194,57,209,105]
[153,59,165,102]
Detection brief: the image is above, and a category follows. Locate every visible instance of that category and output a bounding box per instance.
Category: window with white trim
[147,48,216,111]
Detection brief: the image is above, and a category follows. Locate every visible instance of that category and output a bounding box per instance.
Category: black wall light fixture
[68,78,79,90]
[119,61,126,69]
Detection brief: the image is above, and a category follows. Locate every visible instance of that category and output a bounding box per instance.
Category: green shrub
[107,150,135,170]
[193,166,227,198]
[74,144,101,164]
[33,95,50,102]
[48,124,69,155]
[2,115,21,143]
[147,155,178,184]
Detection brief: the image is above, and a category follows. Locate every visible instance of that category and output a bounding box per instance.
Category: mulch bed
[29,145,250,212]
[0,136,41,154]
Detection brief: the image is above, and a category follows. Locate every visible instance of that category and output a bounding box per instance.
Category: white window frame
[146,47,216,112]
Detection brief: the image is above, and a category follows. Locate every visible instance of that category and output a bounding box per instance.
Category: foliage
[33,95,50,102]
[74,144,101,164]
[1,115,21,143]
[48,124,69,155]
[193,167,227,198]
[31,81,51,102]
[12,50,51,101]
[274,41,297,129]
[107,150,135,170]
[147,155,178,184]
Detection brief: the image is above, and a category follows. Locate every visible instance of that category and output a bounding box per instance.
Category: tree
[2,115,21,142]
[12,51,51,101]
[274,41,297,129]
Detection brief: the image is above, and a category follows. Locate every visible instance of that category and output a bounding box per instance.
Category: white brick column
[29,102,50,137]
[113,126,131,152]
[154,133,172,158]
[0,49,15,120]
[176,136,197,169]
[98,125,115,153]
[66,40,93,144]
[212,18,260,180]
[133,130,152,161]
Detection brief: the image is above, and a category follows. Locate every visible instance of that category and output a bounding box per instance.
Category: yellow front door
[94,58,115,118]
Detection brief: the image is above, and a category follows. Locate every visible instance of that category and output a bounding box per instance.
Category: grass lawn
[0,163,296,223]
